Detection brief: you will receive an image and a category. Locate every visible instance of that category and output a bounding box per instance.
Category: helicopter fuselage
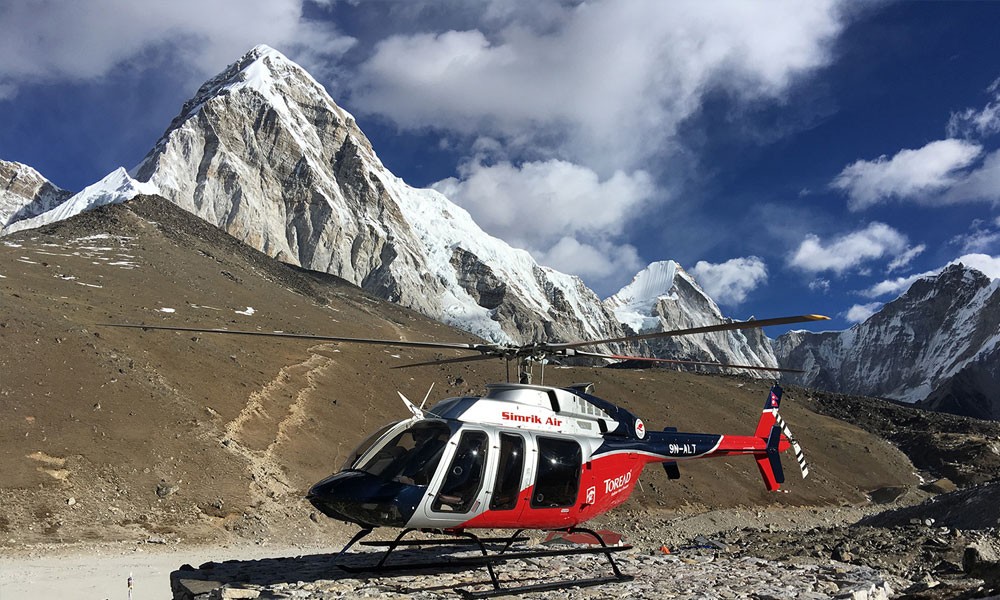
[308,382,788,531]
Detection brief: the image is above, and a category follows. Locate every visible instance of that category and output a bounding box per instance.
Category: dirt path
[0,542,336,600]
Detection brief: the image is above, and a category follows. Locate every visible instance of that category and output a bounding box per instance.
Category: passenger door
[421,429,492,524]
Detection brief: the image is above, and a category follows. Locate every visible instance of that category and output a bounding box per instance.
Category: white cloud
[831,139,983,211]
[788,222,911,275]
[846,302,881,323]
[952,253,1000,279]
[350,0,845,172]
[940,149,1000,205]
[860,253,1000,298]
[0,0,354,93]
[431,157,654,294]
[950,219,1000,254]
[809,279,831,293]
[886,244,926,273]
[689,256,768,306]
[947,76,1000,138]
[432,157,655,248]
[860,272,933,299]
[534,237,643,291]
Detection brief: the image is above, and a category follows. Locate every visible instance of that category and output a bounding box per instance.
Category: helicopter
[107,313,826,597]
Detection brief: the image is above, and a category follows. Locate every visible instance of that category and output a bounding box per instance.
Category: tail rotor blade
[775,413,809,479]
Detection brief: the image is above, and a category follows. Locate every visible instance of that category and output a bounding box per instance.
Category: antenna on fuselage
[419,382,435,411]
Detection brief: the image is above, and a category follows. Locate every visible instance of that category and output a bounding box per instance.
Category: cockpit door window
[432,430,489,513]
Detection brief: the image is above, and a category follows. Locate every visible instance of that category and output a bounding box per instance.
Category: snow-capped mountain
[9,44,995,408]
[1,160,72,229]
[605,261,779,372]
[121,45,625,344]
[3,168,158,235]
[775,263,1000,419]
[0,45,835,377]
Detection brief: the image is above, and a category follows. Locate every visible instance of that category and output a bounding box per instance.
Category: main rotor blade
[101,323,491,352]
[572,350,805,373]
[556,314,830,350]
[391,353,502,369]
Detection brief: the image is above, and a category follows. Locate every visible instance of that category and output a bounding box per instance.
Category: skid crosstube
[335,527,633,597]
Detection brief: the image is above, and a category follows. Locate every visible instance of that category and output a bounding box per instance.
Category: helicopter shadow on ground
[171,543,538,596]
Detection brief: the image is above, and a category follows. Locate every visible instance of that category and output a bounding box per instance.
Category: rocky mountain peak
[605,260,779,373]
[776,263,1000,417]
[0,159,72,229]
[124,45,626,345]
[3,168,157,235]
[605,260,719,333]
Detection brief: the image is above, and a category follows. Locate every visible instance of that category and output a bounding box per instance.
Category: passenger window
[531,437,581,508]
[433,431,489,513]
[489,433,525,511]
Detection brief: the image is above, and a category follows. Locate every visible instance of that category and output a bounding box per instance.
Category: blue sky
[2,1,999,336]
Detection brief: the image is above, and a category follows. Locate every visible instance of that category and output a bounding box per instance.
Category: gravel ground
[167,496,1000,600]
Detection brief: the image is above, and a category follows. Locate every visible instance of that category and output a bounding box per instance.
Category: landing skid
[335,527,633,598]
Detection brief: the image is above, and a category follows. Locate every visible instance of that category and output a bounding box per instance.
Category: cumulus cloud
[846,302,882,323]
[861,253,1000,298]
[886,244,926,273]
[534,237,643,290]
[689,256,768,306]
[831,139,983,211]
[431,157,654,294]
[860,272,932,299]
[0,0,354,93]
[788,222,912,275]
[350,0,845,172]
[432,158,655,246]
[940,149,1000,205]
[947,76,1000,139]
[953,253,1000,279]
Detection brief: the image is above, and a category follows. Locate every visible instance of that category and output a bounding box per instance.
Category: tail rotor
[752,384,809,490]
[775,412,809,479]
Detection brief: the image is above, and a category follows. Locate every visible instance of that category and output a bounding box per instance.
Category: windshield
[341,421,400,471]
[352,420,452,486]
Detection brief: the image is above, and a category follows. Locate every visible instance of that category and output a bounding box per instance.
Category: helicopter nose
[307,471,422,528]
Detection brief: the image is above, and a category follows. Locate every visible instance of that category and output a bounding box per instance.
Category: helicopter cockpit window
[489,433,525,511]
[433,430,488,513]
[531,437,581,509]
[341,421,399,471]
[350,421,451,486]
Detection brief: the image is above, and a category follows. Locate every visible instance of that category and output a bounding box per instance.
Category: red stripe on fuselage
[447,434,791,531]
[453,451,646,530]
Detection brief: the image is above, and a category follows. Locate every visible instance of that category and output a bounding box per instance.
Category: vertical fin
[766,424,785,485]
[753,385,785,491]
[754,425,785,491]
[754,384,783,439]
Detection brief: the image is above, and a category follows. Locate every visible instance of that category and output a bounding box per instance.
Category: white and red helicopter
[109,313,825,597]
